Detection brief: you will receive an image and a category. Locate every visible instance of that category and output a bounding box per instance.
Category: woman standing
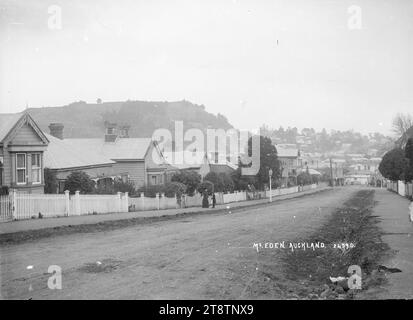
[202,189,209,208]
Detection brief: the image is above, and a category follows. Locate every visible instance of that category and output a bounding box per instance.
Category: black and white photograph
[0,0,413,309]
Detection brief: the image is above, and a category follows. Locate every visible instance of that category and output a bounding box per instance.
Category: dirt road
[0,187,356,300]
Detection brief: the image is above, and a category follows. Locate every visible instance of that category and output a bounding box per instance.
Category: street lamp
[269,168,273,202]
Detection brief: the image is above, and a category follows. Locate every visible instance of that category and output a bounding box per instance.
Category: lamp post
[269,168,273,202]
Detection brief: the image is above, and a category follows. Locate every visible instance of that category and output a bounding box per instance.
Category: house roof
[276,146,299,158]
[44,134,115,169]
[0,113,23,142]
[61,137,153,161]
[163,151,207,169]
[44,135,156,170]
[0,112,49,145]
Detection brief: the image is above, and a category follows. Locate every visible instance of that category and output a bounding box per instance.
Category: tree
[379,148,409,181]
[405,138,413,182]
[44,168,58,194]
[64,171,95,194]
[171,171,201,195]
[197,180,214,195]
[204,172,235,193]
[392,113,413,146]
[231,167,256,191]
[247,135,280,189]
[163,182,187,198]
[297,171,312,185]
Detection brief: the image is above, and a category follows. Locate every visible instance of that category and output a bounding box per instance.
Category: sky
[0,0,412,136]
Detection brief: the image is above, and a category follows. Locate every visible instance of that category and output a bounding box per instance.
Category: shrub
[64,171,95,194]
[136,184,165,198]
[163,182,187,198]
[114,180,136,195]
[171,171,201,195]
[197,180,214,195]
[44,168,58,194]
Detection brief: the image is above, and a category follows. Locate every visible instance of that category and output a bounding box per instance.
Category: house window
[106,127,115,135]
[151,175,158,185]
[16,153,26,185]
[0,156,3,186]
[31,153,41,184]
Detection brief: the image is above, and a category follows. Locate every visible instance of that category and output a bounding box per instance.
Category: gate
[0,195,13,222]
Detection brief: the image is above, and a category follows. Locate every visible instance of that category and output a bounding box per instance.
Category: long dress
[202,191,209,208]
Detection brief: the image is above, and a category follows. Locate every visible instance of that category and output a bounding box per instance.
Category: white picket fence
[0,183,326,222]
[387,180,413,198]
[0,195,13,222]
[0,190,129,221]
[128,193,180,211]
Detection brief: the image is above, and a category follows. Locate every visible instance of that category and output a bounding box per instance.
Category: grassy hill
[28,100,233,138]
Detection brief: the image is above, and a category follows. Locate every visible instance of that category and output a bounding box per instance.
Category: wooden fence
[0,190,129,222]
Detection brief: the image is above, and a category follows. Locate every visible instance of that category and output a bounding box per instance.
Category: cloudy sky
[0,0,412,135]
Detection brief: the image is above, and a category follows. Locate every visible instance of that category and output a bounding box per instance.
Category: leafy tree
[163,182,187,198]
[114,180,136,195]
[404,138,413,182]
[44,168,58,194]
[171,171,201,195]
[379,148,409,181]
[297,171,312,185]
[231,167,256,191]
[64,171,95,194]
[204,172,235,193]
[136,184,165,198]
[197,180,214,195]
[247,135,280,189]
[220,172,235,193]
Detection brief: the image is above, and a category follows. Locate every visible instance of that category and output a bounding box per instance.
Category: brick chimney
[104,121,118,142]
[48,123,64,139]
[119,125,130,138]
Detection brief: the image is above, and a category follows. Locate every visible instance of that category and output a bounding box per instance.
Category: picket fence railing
[0,190,129,222]
[387,180,413,198]
[0,183,326,222]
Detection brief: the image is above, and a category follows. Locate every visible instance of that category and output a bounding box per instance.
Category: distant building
[0,112,49,193]
[44,122,174,192]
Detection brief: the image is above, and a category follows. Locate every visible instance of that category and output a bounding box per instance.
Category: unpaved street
[1,188,356,300]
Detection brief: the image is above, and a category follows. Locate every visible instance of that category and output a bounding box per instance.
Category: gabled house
[0,112,49,193]
[44,122,173,192]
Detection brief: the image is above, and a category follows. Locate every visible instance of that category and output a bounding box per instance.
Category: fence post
[75,191,80,215]
[124,192,129,212]
[160,193,165,210]
[140,192,145,211]
[117,192,122,213]
[64,190,70,216]
[11,188,17,220]
[156,193,160,210]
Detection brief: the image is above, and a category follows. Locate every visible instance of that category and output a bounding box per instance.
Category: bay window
[31,153,41,184]
[16,153,26,184]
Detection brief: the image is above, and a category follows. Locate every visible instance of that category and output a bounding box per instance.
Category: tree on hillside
[379,148,409,182]
[64,171,95,194]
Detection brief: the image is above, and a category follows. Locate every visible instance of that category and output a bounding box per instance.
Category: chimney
[48,123,64,139]
[119,125,130,138]
[104,121,118,142]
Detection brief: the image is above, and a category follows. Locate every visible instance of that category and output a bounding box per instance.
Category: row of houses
[0,112,236,194]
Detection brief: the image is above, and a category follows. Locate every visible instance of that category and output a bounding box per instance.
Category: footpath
[369,189,413,299]
[0,186,330,235]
